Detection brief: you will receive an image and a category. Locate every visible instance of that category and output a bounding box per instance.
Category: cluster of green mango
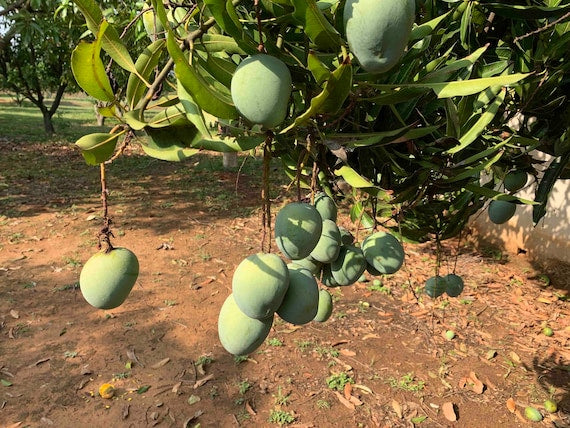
[79,247,140,310]
[423,273,465,299]
[487,170,528,225]
[218,193,407,356]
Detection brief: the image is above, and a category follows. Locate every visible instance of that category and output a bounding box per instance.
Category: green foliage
[67,0,570,237]
[325,371,354,391]
[268,409,295,425]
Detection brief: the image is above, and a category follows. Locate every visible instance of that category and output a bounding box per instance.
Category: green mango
[142,4,164,39]
[232,253,289,319]
[504,171,527,192]
[310,219,342,263]
[290,255,322,275]
[524,406,543,422]
[361,231,405,275]
[330,245,367,286]
[230,54,292,128]
[313,192,337,222]
[313,289,333,322]
[277,266,319,325]
[488,200,517,224]
[320,263,339,287]
[275,202,323,260]
[344,0,416,73]
[338,226,355,246]
[218,294,273,356]
[445,274,464,297]
[80,247,139,310]
[424,275,447,298]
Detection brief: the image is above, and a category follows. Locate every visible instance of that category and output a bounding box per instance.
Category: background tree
[0,0,147,134]
[70,0,569,243]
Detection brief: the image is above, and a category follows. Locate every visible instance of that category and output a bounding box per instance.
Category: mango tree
[70,0,570,322]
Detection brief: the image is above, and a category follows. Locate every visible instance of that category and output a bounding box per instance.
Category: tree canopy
[69,0,569,242]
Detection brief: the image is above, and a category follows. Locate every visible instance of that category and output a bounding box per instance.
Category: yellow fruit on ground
[99,383,115,399]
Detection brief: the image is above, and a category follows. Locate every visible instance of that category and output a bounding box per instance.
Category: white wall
[471,155,570,263]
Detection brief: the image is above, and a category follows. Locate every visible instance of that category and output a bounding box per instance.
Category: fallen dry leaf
[172,382,182,394]
[349,395,363,406]
[442,402,457,422]
[151,358,170,369]
[343,382,352,400]
[392,399,403,419]
[468,372,485,394]
[6,423,22,428]
[334,391,355,411]
[9,310,19,319]
[126,348,143,367]
[122,404,130,420]
[245,401,256,416]
[340,349,356,357]
[506,398,516,413]
[193,373,214,389]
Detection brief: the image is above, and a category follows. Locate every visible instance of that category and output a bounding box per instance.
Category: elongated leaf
[443,150,503,183]
[143,121,201,161]
[465,184,536,205]
[147,104,188,128]
[365,74,528,99]
[203,0,257,53]
[445,89,506,154]
[126,39,166,110]
[334,125,439,148]
[75,132,120,165]
[123,110,148,131]
[410,11,451,41]
[167,33,237,119]
[533,152,570,224]
[422,45,488,83]
[71,22,115,102]
[74,0,136,72]
[334,165,389,200]
[482,3,570,19]
[203,55,236,88]
[281,61,350,132]
[194,34,247,54]
[349,201,374,231]
[190,135,265,152]
[308,51,331,86]
[291,0,341,50]
[177,80,211,137]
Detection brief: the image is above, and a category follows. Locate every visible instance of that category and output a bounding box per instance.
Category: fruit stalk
[261,135,273,253]
[99,163,114,252]
[253,0,265,53]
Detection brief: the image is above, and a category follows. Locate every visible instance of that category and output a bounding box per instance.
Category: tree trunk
[223,152,238,169]
[42,109,55,135]
[94,104,105,126]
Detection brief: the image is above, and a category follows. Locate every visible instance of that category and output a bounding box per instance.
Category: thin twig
[513,11,570,43]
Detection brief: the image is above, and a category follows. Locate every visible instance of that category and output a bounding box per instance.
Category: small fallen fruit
[524,406,543,422]
[544,399,557,413]
[99,383,115,399]
[445,330,455,341]
[542,327,554,337]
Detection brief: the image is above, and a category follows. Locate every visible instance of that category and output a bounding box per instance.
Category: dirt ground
[1,141,569,428]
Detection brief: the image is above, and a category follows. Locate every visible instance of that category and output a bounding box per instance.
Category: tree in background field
[0,0,147,134]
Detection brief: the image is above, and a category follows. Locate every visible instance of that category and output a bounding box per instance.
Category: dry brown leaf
[340,349,356,357]
[151,358,170,369]
[172,382,182,394]
[349,395,363,406]
[126,348,143,367]
[245,401,256,416]
[468,372,485,394]
[506,398,516,413]
[362,334,380,340]
[8,327,14,339]
[122,404,130,420]
[343,382,352,400]
[509,351,521,364]
[353,384,373,394]
[442,402,457,422]
[193,373,214,389]
[392,399,403,419]
[334,391,355,411]
[9,310,19,319]
[28,357,50,368]
[6,422,23,428]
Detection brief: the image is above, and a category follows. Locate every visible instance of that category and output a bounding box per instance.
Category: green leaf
[202,55,237,89]
[1,379,13,387]
[410,11,452,41]
[291,0,341,50]
[71,22,115,102]
[533,152,570,225]
[482,3,570,19]
[142,120,201,161]
[282,61,351,132]
[422,45,488,83]
[365,74,528,99]
[465,184,536,205]
[75,132,121,165]
[190,135,265,152]
[177,80,212,137]
[334,165,389,200]
[203,0,257,53]
[136,385,151,394]
[123,110,148,131]
[147,104,188,128]
[445,89,506,154]
[194,34,247,54]
[126,39,166,110]
[443,150,503,183]
[166,32,237,119]
[349,201,374,231]
[73,0,136,72]
[308,51,331,86]
[411,416,427,424]
[334,126,439,149]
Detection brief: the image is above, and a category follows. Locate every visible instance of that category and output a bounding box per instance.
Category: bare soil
[1,142,569,428]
